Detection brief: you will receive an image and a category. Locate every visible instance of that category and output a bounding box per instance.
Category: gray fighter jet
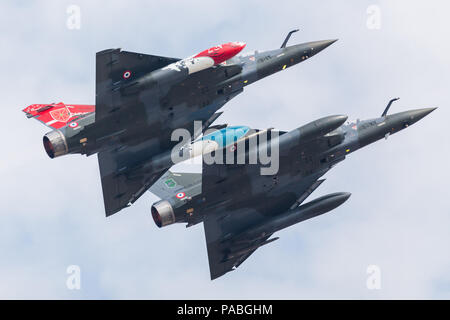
[149,99,435,279]
[24,30,336,216]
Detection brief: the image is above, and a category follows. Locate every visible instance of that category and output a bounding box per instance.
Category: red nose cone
[194,42,246,65]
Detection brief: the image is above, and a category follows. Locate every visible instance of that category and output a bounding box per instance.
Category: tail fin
[23,102,95,129]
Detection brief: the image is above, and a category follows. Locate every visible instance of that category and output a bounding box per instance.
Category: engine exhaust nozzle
[151,200,176,228]
[43,130,68,159]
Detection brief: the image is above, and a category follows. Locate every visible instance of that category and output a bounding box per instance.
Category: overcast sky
[1,0,449,299]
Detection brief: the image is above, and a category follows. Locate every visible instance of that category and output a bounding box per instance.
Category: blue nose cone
[201,126,250,148]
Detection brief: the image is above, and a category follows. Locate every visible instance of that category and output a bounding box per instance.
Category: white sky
[0,0,449,299]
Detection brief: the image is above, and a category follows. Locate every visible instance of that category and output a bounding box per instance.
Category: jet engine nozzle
[43,130,68,159]
[151,200,176,228]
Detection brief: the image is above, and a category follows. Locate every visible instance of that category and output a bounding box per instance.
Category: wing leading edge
[95,49,180,122]
[203,211,276,280]
[98,149,168,216]
[200,144,329,279]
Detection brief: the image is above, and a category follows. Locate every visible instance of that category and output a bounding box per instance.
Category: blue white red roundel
[176,192,186,199]
[69,122,78,128]
[123,70,132,79]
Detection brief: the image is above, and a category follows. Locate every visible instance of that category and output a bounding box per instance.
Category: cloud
[0,0,448,299]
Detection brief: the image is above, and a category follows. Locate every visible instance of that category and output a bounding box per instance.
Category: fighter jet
[149,99,436,279]
[23,30,337,216]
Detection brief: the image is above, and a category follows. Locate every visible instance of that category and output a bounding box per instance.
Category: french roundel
[69,122,78,128]
[175,192,186,199]
[123,70,132,79]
